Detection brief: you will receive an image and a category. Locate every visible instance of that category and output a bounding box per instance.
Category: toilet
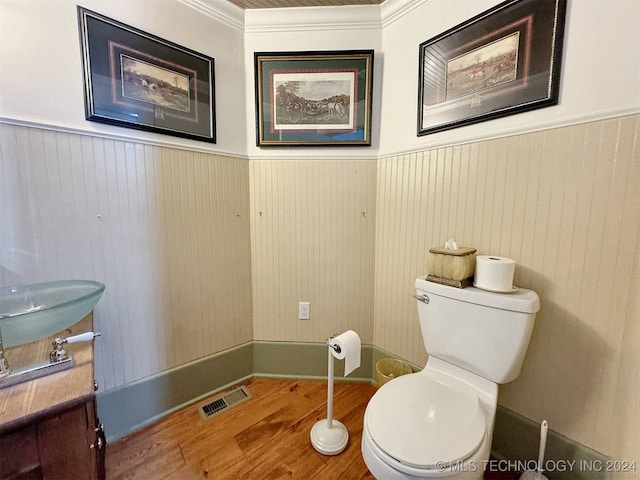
[362,275,540,479]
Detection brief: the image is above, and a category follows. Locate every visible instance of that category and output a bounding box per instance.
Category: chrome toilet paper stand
[310,333,349,455]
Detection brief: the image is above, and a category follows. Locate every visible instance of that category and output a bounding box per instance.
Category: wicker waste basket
[375,358,412,388]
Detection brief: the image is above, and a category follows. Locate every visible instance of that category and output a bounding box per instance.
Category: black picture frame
[254,50,374,147]
[417,0,566,136]
[78,6,216,143]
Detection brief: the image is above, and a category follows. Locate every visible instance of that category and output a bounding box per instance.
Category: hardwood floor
[106,378,519,479]
[106,378,375,479]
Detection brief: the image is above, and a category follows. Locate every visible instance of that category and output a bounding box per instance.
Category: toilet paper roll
[474,255,516,292]
[329,330,361,376]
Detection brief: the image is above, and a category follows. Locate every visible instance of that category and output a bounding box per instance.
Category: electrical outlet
[298,302,310,320]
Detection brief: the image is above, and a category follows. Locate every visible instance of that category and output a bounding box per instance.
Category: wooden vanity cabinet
[0,396,105,479]
[0,314,105,480]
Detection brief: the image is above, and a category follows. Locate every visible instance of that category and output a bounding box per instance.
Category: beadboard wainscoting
[249,158,377,344]
[373,114,640,466]
[0,124,254,391]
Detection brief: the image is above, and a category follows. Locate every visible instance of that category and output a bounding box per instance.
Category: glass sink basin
[0,280,105,348]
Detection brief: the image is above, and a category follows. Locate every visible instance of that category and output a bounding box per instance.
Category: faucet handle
[50,332,101,364]
[65,331,101,344]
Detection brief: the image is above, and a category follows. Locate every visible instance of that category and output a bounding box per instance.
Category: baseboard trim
[492,406,610,480]
[253,340,374,383]
[97,341,253,442]
[98,341,410,441]
[98,341,608,476]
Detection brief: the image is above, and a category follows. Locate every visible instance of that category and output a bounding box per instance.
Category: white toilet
[362,275,540,479]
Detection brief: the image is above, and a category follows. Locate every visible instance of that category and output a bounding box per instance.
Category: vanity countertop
[0,313,95,432]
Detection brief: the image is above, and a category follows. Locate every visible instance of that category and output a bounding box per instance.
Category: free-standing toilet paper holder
[310,334,349,455]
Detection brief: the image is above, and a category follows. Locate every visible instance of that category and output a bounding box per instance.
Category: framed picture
[254,50,374,147]
[418,0,566,136]
[78,7,215,143]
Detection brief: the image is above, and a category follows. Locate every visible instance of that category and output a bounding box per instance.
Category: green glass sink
[0,280,105,348]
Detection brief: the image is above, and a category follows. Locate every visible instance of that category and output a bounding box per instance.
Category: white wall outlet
[298,302,310,320]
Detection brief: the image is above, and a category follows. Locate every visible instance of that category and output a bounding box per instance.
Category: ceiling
[226,0,383,8]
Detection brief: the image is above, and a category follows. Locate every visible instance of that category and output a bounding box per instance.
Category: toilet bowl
[362,276,540,479]
[362,358,497,479]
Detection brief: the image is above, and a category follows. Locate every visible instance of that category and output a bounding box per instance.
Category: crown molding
[244,5,380,33]
[381,0,430,27]
[178,0,245,32]
[177,0,428,33]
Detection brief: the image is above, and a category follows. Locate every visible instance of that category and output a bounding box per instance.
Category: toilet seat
[365,371,486,470]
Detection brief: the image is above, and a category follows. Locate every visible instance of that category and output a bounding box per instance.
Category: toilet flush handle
[412,294,429,304]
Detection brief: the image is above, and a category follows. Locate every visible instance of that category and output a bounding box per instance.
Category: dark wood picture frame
[78,6,216,143]
[418,0,566,136]
[254,50,374,147]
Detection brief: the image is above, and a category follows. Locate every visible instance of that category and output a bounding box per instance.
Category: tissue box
[426,246,476,288]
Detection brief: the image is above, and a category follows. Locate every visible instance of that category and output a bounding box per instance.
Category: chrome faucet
[50,332,101,363]
[0,330,101,389]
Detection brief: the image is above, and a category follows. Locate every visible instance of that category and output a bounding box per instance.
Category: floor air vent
[198,386,251,420]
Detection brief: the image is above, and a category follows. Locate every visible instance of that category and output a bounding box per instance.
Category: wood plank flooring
[106,378,520,479]
[106,378,374,479]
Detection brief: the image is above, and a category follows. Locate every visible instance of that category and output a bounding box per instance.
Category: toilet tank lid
[415,276,540,313]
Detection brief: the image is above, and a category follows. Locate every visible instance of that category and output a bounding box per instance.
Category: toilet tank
[415,276,540,384]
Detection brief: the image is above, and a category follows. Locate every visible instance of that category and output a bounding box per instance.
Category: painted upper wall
[378,0,640,154]
[241,0,640,157]
[0,0,246,156]
[243,4,383,157]
[2,0,638,157]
